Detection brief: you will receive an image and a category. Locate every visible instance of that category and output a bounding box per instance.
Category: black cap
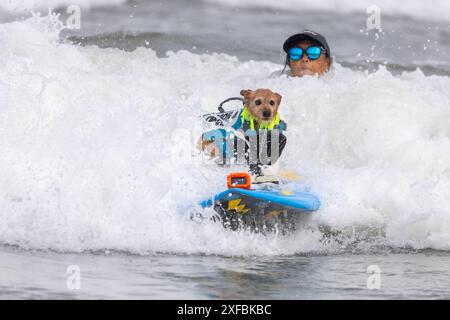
[283,30,331,58]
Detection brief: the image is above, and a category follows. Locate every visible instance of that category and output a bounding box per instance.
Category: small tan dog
[198,88,283,159]
[240,88,282,125]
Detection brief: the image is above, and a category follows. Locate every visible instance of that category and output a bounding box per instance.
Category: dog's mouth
[257,116,274,123]
[262,110,272,121]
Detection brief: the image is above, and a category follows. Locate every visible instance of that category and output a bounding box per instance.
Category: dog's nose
[263,110,271,118]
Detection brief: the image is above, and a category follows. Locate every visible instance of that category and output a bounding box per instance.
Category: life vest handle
[227,172,251,190]
[218,97,246,113]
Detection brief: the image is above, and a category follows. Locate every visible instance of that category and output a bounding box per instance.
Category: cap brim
[283,34,316,52]
[283,32,330,57]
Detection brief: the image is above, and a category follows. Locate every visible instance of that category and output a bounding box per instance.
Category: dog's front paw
[197,138,221,158]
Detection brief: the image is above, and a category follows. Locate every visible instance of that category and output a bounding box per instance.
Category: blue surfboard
[199,187,320,233]
[200,188,320,211]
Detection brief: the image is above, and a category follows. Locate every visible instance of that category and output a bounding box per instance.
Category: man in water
[282,30,332,77]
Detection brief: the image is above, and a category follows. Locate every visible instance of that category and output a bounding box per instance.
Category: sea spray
[1,15,450,255]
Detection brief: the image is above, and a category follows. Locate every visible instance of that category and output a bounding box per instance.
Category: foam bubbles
[0,0,127,13]
[206,0,450,22]
[1,15,450,255]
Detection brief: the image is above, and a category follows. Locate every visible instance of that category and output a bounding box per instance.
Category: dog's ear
[240,89,253,100]
[274,92,282,105]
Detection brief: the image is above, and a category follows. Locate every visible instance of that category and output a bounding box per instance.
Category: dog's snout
[262,110,271,118]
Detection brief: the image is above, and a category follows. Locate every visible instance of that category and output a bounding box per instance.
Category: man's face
[288,40,331,77]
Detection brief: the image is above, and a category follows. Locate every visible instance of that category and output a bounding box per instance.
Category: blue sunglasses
[289,46,323,61]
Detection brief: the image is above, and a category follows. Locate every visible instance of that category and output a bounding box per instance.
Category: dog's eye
[270,100,275,106]
[255,99,262,106]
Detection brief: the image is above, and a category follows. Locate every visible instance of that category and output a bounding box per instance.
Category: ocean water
[1,0,450,299]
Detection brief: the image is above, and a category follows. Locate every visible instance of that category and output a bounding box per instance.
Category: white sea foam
[1,14,450,255]
[0,0,127,13]
[206,0,450,22]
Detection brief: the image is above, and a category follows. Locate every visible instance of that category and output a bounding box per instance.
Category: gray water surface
[61,0,450,75]
[2,245,450,299]
[2,0,449,74]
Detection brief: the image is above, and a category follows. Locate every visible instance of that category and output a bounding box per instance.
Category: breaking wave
[1,14,450,255]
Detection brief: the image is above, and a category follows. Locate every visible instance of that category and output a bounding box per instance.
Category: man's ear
[240,89,253,100]
[275,93,282,105]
